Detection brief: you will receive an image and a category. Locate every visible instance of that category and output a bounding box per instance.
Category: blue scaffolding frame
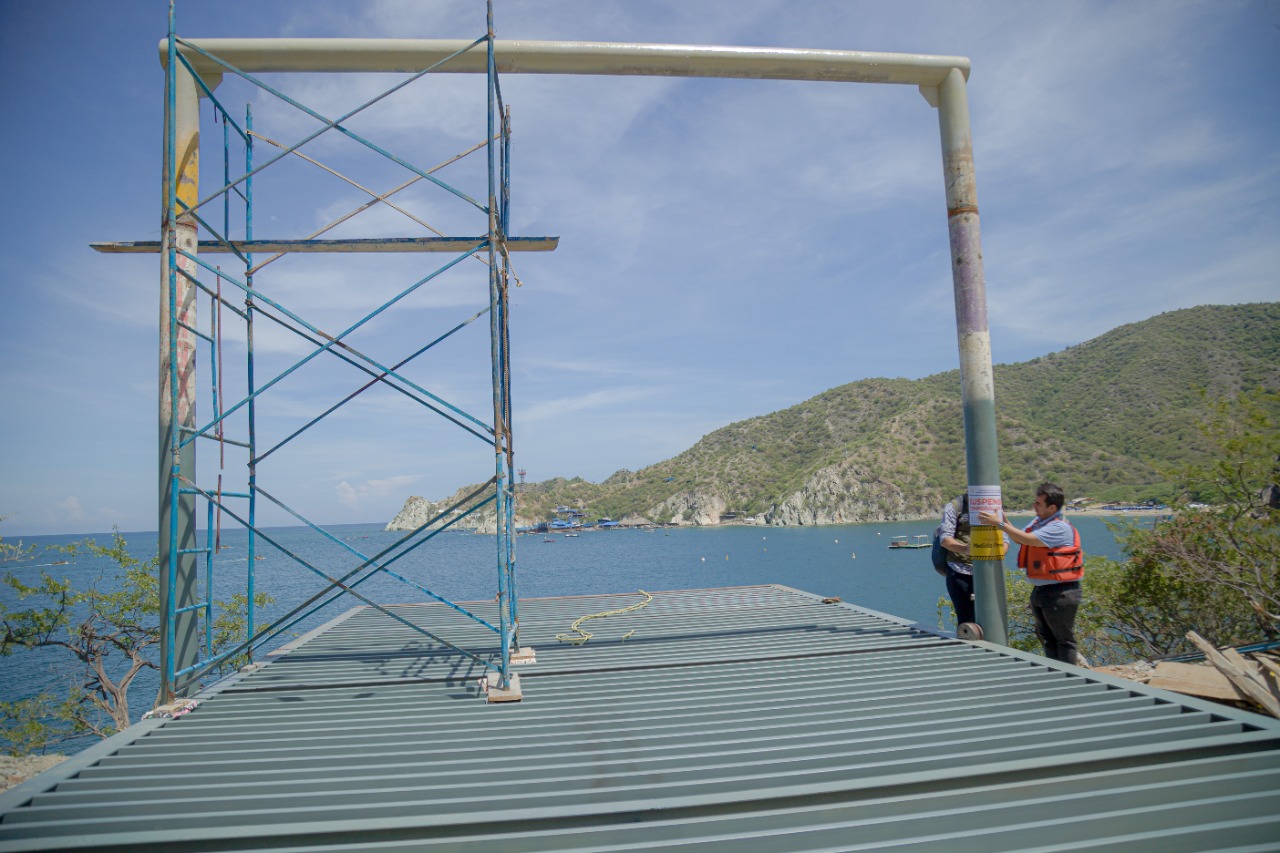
[95,1,551,704]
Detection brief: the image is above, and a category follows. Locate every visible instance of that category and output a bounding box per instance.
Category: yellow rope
[555,590,653,645]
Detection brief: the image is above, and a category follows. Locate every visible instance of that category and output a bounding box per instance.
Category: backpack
[930,527,949,576]
[930,494,969,576]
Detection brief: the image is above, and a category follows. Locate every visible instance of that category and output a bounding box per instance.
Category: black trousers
[1030,581,1082,664]
[946,569,975,626]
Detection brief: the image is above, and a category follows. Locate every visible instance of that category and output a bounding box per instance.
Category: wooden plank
[1254,654,1280,682]
[1227,649,1280,709]
[1148,660,1250,702]
[1187,631,1280,718]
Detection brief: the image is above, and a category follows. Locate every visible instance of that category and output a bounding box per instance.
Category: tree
[1158,391,1280,625]
[1,529,270,755]
[0,519,30,563]
[1077,392,1279,662]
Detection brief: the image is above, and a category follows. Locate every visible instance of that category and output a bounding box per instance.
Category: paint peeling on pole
[158,36,202,702]
[935,66,1007,645]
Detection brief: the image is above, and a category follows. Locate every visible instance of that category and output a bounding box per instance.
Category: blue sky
[1,0,1277,537]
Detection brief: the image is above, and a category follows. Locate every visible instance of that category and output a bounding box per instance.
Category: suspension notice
[968,485,1002,519]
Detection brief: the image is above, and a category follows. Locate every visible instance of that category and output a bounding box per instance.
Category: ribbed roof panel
[2,584,1277,851]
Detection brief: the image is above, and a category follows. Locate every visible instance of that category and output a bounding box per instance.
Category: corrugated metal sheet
[2,583,1278,852]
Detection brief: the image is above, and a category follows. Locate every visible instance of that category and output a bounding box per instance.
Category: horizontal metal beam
[92,237,559,254]
[164,38,969,86]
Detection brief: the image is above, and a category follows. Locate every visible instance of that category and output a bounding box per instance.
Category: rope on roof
[555,590,653,645]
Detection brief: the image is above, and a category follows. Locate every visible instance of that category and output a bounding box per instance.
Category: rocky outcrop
[763,460,934,526]
[650,491,726,526]
[386,496,444,531]
[386,492,535,534]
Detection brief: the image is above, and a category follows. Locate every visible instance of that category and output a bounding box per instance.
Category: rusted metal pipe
[936,66,1007,645]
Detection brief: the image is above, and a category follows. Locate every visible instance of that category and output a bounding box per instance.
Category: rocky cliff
[386,492,537,534]
[762,459,940,526]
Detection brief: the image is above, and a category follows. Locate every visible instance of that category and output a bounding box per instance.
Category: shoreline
[495,506,1174,534]
[1063,507,1168,517]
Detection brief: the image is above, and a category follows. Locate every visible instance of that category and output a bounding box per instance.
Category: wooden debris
[1091,660,1155,682]
[1184,632,1280,718]
[1223,648,1280,712]
[1254,654,1280,683]
[1148,660,1251,702]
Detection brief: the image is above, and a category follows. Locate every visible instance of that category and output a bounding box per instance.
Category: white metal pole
[166,38,968,86]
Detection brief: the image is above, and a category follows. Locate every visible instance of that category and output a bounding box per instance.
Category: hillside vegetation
[389,302,1280,530]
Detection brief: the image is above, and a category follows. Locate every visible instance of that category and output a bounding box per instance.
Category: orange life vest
[1017,523,1084,582]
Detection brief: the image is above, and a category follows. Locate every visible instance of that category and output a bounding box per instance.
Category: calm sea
[1,515,1139,753]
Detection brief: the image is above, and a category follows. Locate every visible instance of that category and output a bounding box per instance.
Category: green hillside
[392,302,1280,529]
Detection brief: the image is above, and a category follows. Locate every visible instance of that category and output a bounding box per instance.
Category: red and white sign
[968,485,1002,521]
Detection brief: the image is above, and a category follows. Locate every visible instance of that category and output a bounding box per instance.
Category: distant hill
[389,302,1280,530]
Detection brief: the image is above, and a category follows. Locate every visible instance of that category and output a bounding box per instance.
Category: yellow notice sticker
[970,526,1008,560]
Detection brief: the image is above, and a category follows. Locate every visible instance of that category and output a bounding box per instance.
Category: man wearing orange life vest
[978,482,1084,665]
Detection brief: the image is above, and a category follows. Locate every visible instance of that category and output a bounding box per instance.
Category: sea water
[1,515,1136,753]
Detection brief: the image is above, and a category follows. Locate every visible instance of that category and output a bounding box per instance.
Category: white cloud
[335,480,360,510]
[519,386,659,424]
[56,496,87,525]
[335,474,419,511]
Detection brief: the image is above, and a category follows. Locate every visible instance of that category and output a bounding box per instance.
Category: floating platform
[2,584,1279,851]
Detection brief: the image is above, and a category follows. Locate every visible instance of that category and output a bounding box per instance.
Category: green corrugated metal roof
[2,584,1278,851]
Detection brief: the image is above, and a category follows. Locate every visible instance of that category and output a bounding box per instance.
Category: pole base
[484,673,523,703]
[957,622,984,641]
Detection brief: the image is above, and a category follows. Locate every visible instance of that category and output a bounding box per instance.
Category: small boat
[564,533,579,538]
[543,536,555,543]
[888,534,931,550]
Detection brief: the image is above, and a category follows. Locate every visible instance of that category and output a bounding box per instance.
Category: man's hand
[977,510,1002,527]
